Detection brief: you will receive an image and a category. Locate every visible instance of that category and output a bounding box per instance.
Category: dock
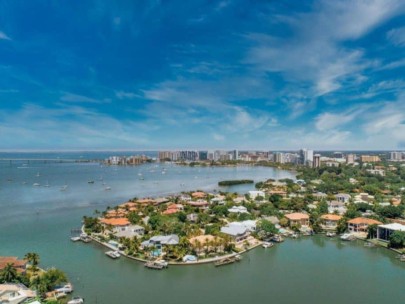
[214,255,241,267]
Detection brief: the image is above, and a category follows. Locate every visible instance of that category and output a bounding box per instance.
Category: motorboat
[340,233,356,241]
[33,183,40,187]
[105,251,121,259]
[262,242,274,248]
[70,236,81,242]
[326,232,336,237]
[67,297,84,304]
[105,186,111,191]
[55,283,73,293]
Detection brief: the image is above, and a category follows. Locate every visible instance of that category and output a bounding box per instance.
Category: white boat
[105,251,121,259]
[55,283,73,293]
[60,185,68,191]
[340,233,356,241]
[44,181,50,187]
[70,236,81,242]
[36,172,41,177]
[105,186,111,191]
[33,183,40,187]
[326,232,336,237]
[291,233,299,239]
[68,297,84,304]
[262,242,274,248]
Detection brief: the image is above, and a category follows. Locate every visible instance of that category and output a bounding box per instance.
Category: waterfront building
[361,155,381,163]
[99,217,130,227]
[114,225,145,238]
[162,204,184,215]
[0,284,37,303]
[0,257,27,274]
[141,235,180,254]
[299,149,314,166]
[320,214,342,231]
[198,151,208,161]
[220,221,256,242]
[327,201,347,215]
[248,190,265,200]
[274,152,284,164]
[377,223,405,241]
[285,213,310,227]
[333,152,344,159]
[347,217,382,233]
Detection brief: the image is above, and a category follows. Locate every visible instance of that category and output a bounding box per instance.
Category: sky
[0,0,405,151]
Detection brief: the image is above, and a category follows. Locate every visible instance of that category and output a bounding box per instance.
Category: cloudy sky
[1,0,405,150]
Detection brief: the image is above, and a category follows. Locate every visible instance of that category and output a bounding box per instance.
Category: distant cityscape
[104,150,405,167]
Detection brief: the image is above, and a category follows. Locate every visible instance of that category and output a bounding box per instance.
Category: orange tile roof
[321,214,342,221]
[162,209,179,215]
[191,191,207,198]
[100,217,130,226]
[285,213,309,220]
[119,202,137,208]
[188,201,209,207]
[347,217,382,225]
[0,257,27,272]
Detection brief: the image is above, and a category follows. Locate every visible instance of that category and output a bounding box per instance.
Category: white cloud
[0,31,11,40]
[245,0,405,96]
[115,91,138,99]
[387,26,405,46]
[60,92,109,104]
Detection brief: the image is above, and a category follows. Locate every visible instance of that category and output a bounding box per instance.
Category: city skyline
[1,1,405,150]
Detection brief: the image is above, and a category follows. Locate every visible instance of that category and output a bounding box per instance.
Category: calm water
[0,153,404,304]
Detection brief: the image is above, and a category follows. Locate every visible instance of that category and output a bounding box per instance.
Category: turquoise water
[0,154,404,304]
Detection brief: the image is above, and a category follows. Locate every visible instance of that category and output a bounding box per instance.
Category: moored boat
[262,241,274,248]
[326,232,336,237]
[70,236,81,242]
[145,260,168,270]
[214,255,241,267]
[105,251,121,259]
[67,297,84,304]
[340,233,356,241]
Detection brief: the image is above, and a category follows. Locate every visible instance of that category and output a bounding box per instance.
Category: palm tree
[1,263,18,283]
[24,252,40,273]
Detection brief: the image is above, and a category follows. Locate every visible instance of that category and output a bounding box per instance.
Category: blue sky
[0,0,405,150]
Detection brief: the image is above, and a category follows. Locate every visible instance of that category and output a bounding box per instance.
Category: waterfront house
[249,190,265,200]
[141,235,179,251]
[187,200,209,209]
[320,214,342,230]
[220,221,257,242]
[114,224,145,238]
[99,217,130,227]
[285,213,310,228]
[335,193,351,204]
[228,206,249,214]
[377,223,405,241]
[347,217,382,233]
[0,257,27,274]
[191,191,207,199]
[0,284,37,304]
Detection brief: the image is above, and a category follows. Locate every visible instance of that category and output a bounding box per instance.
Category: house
[335,193,351,204]
[220,221,257,242]
[114,224,145,238]
[377,223,405,241]
[0,284,37,304]
[187,200,209,209]
[285,213,310,227]
[355,193,374,202]
[248,190,265,200]
[314,192,328,199]
[162,204,184,215]
[187,213,198,223]
[327,201,347,215]
[268,190,287,198]
[99,217,130,227]
[0,257,27,274]
[228,206,249,214]
[191,191,207,199]
[366,169,385,176]
[347,217,382,233]
[320,214,342,230]
[141,234,179,248]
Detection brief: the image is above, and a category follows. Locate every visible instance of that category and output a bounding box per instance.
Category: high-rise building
[313,154,321,168]
[274,152,284,164]
[198,151,208,161]
[333,152,344,159]
[299,149,314,166]
[361,155,381,163]
[390,152,403,161]
[346,154,355,164]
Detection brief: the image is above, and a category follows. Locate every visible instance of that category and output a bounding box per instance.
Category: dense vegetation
[218,179,254,186]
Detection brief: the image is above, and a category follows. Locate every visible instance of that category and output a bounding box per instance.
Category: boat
[262,241,274,248]
[33,183,40,187]
[55,283,73,293]
[364,242,375,247]
[70,236,81,242]
[60,185,68,191]
[67,297,84,304]
[326,232,336,237]
[214,255,241,267]
[395,254,405,261]
[36,172,41,177]
[80,233,91,243]
[145,260,168,270]
[87,180,94,184]
[291,233,299,239]
[44,181,50,187]
[340,233,356,241]
[104,186,111,191]
[271,235,284,243]
[105,251,121,259]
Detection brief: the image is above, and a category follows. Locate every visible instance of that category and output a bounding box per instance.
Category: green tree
[0,263,18,283]
[367,224,378,239]
[257,220,278,239]
[24,252,40,273]
[389,231,405,249]
[127,212,141,224]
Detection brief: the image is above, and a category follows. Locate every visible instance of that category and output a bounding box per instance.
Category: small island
[218,179,254,186]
